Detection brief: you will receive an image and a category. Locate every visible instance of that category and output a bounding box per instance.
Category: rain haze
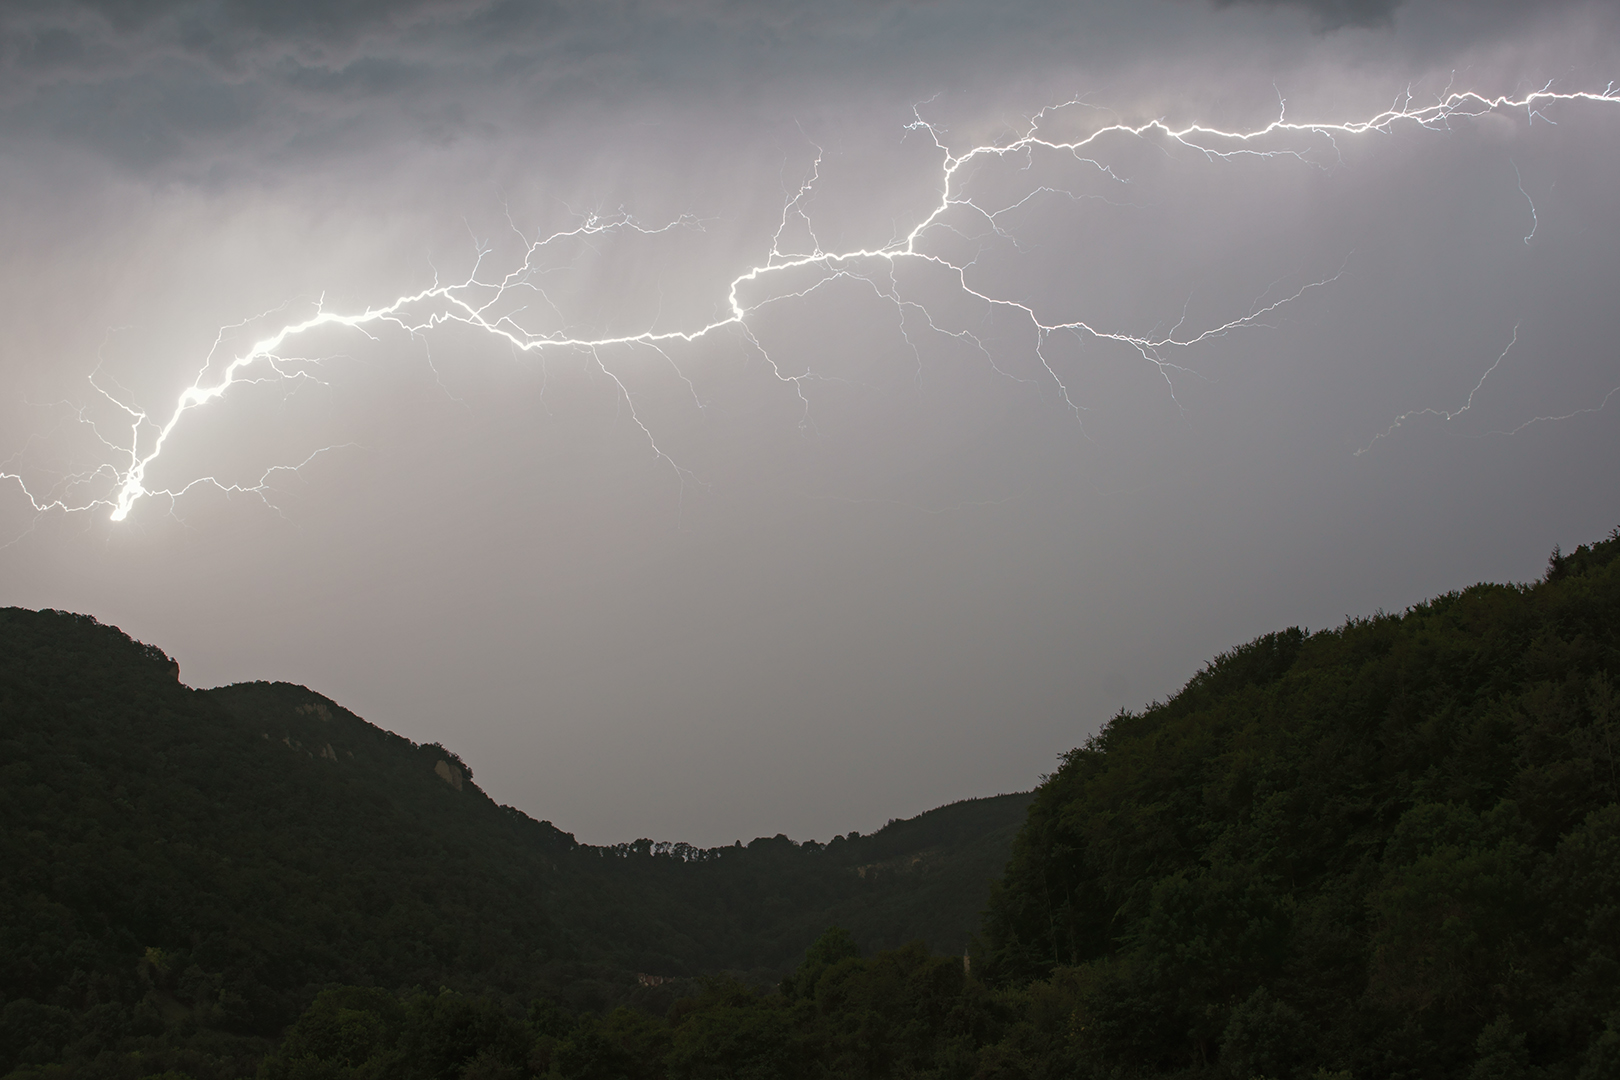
[2,0,1618,845]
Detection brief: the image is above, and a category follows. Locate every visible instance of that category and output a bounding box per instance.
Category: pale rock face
[434,759,464,791]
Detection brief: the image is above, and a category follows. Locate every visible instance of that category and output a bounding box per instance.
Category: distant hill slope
[0,609,1027,1073]
[206,680,1031,977]
[575,789,1032,979]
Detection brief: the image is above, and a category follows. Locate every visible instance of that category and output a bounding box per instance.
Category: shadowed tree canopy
[0,611,1026,1076]
[2,531,1618,1078]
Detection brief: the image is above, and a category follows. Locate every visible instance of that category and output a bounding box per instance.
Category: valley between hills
[3,533,1618,1079]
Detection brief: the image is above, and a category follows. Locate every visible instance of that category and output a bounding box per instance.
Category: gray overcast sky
[2,0,1618,844]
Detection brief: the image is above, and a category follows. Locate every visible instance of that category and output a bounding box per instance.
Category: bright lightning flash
[4,82,1617,525]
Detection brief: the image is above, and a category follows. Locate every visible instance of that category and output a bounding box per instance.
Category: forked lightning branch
[3,83,1617,524]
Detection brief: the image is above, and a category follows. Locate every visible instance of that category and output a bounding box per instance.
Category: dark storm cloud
[4,0,1603,109]
[0,0,599,165]
[1210,0,1404,31]
[1,0,1601,137]
[0,1,978,169]
[1209,0,1613,35]
[2,0,1600,89]
[2,0,914,98]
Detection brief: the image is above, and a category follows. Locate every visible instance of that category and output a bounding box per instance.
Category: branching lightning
[1512,159,1539,244]
[1356,325,1520,455]
[4,82,1617,524]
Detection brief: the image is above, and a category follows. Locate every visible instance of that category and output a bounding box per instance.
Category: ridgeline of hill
[0,613,1027,1077]
[3,531,1619,1080]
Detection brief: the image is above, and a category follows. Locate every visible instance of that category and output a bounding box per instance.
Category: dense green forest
[4,531,1619,1079]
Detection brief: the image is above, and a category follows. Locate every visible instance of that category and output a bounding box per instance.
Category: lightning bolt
[1356,325,1520,455]
[3,82,1617,524]
[1512,159,1539,244]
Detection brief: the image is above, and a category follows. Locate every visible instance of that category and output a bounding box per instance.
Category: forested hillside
[238,532,1620,1080]
[4,530,1618,1080]
[0,610,1025,1078]
[978,533,1620,1078]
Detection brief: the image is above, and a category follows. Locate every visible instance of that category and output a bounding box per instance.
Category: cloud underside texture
[1218,0,1402,30]
[0,0,1608,169]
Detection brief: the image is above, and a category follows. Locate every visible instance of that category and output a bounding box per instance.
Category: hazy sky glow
[3,0,1619,844]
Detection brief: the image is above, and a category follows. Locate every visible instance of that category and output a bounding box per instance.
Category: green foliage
[0,608,1026,1078]
[7,529,1619,1079]
[983,530,1620,1078]
[779,928,860,1001]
